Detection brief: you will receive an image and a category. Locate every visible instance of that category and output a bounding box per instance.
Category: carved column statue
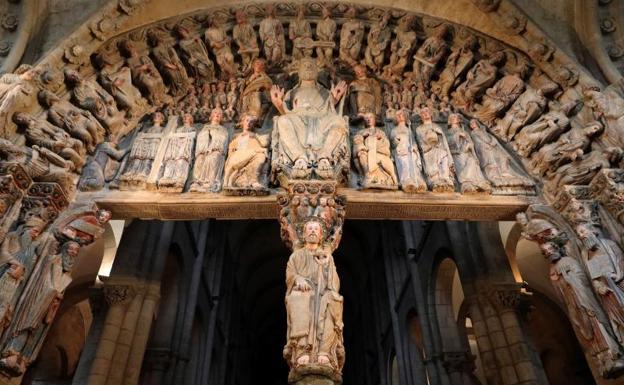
[518,206,624,378]
[278,181,346,385]
[0,204,109,378]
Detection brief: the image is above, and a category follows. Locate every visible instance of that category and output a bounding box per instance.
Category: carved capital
[277,180,346,251]
[103,284,137,305]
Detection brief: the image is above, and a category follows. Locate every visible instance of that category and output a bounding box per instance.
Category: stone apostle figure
[315,6,337,69]
[158,113,196,191]
[175,25,215,82]
[412,25,449,92]
[223,114,270,194]
[364,12,392,73]
[240,59,273,120]
[148,29,190,96]
[446,114,491,193]
[390,109,427,193]
[384,15,417,79]
[469,119,534,192]
[353,113,398,189]
[189,108,229,192]
[284,219,344,373]
[64,68,127,137]
[415,107,455,192]
[289,6,313,60]
[493,87,546,142]
[119,112,166,188]
[232,10,259,72]
[205,15,238,78]
[270,58,349,181]
[0,65,39,139]
[577,224,624,346]
[259,4,286,66]
[348,64,382,118]
[339,7,364,67]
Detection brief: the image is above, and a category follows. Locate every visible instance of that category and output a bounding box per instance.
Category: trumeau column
[277,181,346,385]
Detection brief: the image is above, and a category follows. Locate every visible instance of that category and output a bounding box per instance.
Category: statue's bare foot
[297,354,310,366]
[316,158,334,179]
[292,158,311,179]
[317,354,330,366]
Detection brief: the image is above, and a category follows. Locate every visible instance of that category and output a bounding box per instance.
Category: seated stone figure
[223,114,270,195]
[270,58,349,182]
[353,113,398,189]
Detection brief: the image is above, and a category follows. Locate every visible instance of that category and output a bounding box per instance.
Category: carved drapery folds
[0,203,109,377]
[278,181,346,384]
[518,205,624,378]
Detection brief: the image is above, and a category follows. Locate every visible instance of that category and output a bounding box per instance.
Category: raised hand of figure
[270,85,285,108]
[330,81,348,102]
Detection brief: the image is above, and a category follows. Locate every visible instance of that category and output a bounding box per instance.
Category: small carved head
[353,64,367,79]
[488,51,506,66]
[298,58,318,82]
[239,113,258,131]
[63,68,82,85]
[38,89,60,107]
[448,113,461,127]
[12,112,33,127]
[153,111,165,126]
[380,11,391,27]
[345,6,357,19]
[469,119,481,131]
[210,107,223,124]
[182,113,194,126]
[96,209,112,224]
[235,10,248,24]
[252,58,266,73]
[395,109,409,124]
[419,107,432,122]
[175,24,191,38]
[265,4,276,17]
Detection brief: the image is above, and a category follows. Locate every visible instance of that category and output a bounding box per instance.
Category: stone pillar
[277,181,346,385]
[467,299,501,385]
[489,285,541,385]
[124,282,161,385]
[86,278,160,385]
[472,295,520,385]
[87,279,142,385]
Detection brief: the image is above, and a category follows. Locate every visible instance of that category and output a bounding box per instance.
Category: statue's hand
[294,277,311,292]
[331,81,348,102]
[8,260,25,280]
[270,85,285,108]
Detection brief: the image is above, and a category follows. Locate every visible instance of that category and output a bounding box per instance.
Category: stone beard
[284,220,344,376]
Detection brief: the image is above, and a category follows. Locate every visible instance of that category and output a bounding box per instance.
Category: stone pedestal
[288,365,342,385]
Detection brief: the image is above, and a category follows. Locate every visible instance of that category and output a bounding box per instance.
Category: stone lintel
[76,189,537,221]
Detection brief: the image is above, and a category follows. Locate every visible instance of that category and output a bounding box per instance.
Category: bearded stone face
[304,221,322,245]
